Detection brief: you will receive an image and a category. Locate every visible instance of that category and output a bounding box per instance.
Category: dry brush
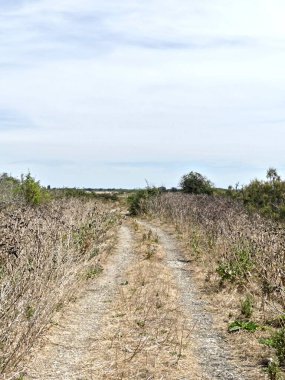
[145,193,285,376]
[0,198,119,378]
[146,193,285,319]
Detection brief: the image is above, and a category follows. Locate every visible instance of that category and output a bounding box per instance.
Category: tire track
[138,220,246,380]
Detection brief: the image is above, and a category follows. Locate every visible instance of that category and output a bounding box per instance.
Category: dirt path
[23,221,249,380]
[25,225,134,380]
[138,220,246,380]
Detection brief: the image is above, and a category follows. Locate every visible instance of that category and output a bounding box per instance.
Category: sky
[1,0,285,188]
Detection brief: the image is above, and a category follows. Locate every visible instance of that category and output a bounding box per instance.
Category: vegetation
[1,172,123,209]
[3,167,285,378]
[241,294,254,319]
[145,191,285,372]
[227,168,285,221]
[127,187,160,216]
[216,244,254,283]
[228,320,259,333]
[85,264,104,279]
[18,172,50,206]
[267,360,283,380]
[179,171,214,195]
[268,329,285,366]
[0,172,120,377]
[178,167,285,221]
[0,172,50,206]
[0,173,21,204]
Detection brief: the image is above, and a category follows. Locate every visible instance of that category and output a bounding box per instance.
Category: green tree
[179,171,214,195]
[19,173,50,206]
[240,168,285,220]
[266,167,281,183]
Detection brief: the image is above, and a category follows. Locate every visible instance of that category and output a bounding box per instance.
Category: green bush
[228,320,259,332]
[228,168,285,221]
[241,294,254,319]
[216,245,253,282]
[18,173,50,206]
[85,264,103,279]
[127,187,159,216]
[179,171,214,195]
[0,173,20,204]
[267,360,283,380]
[261,328,285,372]
[271,329,285,366]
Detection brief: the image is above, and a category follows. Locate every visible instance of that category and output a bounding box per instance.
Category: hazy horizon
[1,1,285,188]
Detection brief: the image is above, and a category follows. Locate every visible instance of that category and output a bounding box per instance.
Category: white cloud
[1,1,285,187]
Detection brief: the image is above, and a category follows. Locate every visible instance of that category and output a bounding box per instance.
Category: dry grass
[0,198,120,379]
[88,222,201,379]
[198,279,273,379]
[145,193,285,378]
[146,193,285,321]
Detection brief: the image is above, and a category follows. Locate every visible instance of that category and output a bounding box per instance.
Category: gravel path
[138,220,246,380]
[25,225,133,380]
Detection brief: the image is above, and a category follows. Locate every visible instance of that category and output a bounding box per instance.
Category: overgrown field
[145,193,285,376]
[0,198,120,377]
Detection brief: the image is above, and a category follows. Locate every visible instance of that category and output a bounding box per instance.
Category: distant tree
[266,167,281,183]
[158,186,167,193]
[179,171,214,195]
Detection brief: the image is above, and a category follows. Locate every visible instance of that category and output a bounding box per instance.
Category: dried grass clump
[0,198,119,377]
[146,193,285,318]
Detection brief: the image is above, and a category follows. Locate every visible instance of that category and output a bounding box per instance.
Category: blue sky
[1,0,285,188]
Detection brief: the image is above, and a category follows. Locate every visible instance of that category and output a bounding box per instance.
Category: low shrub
[261,328,285,375]
[85,264,103,279]
[241,295,254,319]
[127,187,159,216]
[268,360,283,380]
[216,245,254,283]
[228,320,259,333]
[18,173,50,206]
[228,168,285,221]
[271,329,285,366]
[0,173,21,205]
